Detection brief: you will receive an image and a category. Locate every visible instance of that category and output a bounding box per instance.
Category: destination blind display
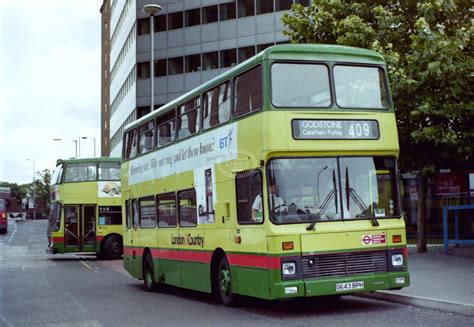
[292,119,380,140]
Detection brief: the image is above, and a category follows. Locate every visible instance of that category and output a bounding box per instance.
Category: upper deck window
[334,65,389,109]
[234,65,263,117]
[271,63,331,108]
[98,162,120,181]
[138,120,156,155]
[177,97,200,140]
[64,163,97,182]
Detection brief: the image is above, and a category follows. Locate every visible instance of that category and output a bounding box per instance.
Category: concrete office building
[101,0,310,157]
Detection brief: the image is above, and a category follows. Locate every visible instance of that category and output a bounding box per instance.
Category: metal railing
[443,204,474,254]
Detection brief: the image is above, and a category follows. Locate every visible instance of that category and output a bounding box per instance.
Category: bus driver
[252,181,286,221]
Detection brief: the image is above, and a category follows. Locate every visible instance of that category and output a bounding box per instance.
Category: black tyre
[217,257,238,306]
[143,254,157,292]
[103,236,122,260]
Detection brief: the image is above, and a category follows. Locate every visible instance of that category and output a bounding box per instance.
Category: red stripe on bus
[122,247,280,269]
[96,236,104,242]
[227,253,280,270]
[49,237,64,243]
[152,249,212,263]
[122,247,145,256]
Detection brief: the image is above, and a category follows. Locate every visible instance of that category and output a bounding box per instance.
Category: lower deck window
[99,206,122,225]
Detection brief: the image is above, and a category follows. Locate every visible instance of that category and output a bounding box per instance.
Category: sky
[0,0,102,184]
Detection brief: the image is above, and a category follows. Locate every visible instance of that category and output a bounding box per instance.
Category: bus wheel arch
[100,233,123,260]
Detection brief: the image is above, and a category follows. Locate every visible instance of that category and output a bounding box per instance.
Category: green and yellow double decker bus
[47,157,123,259]
[121,44,409,305]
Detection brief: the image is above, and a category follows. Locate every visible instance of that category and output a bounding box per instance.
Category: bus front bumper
[271,272,410,299]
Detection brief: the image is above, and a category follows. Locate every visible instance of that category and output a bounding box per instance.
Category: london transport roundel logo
[362,235,372,245]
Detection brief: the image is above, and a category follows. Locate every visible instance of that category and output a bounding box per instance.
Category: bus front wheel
[217,257,238,306]
[103,236,122,260]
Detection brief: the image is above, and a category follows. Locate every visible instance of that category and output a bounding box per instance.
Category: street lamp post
[53,138,78,158]
[81,137,96,157]
[142,4,162,112]
[26,159,36,220]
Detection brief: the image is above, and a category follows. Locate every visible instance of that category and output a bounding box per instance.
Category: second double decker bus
[121,44,409,305]
[47,158,123,259]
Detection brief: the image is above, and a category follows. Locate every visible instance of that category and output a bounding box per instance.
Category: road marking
[7,223,17,243]
[80,260,93,270]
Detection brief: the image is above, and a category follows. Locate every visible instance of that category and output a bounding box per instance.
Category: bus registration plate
[335,281,364,292]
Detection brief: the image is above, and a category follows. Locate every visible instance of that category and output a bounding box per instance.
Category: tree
[282,0,473,252]
[34,169,51,217]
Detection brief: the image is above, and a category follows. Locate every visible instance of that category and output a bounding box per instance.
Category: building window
[137,18,150,35]
[139,196,156,228]
[202,5,218,24]
[138,120,155,155]
[295,0,310,6]
[202,81,231,130]
[257,0,274,14]
[137,62,150,79]
[177,97,200,139]
[238,0,255,18]
[202,51,218,70]
[219,2,236,21]
[276,0,293,11]
[156,110,176,147]
[155,15,167,32]
[236,170,263,224]
[220,48,237,68]
[137,106,151,119]
[178,189,197,227]
[238,45,256,63]
[157,193,176,228]
[155,59,167,77]
[168,56,184,75]
[185,8,201,27]
[185,54,201,73]
[257,42,274,53]
[234,65,263,117]
[168,11,183,30]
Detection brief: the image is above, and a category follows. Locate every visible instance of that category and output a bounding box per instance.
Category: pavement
[360,244,474,316]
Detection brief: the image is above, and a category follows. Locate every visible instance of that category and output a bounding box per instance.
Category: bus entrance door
[64,205,80,252]
[64,205,96,252]
[82,205,96,252]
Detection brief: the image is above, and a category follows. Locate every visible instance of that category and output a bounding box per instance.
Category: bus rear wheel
[217,257,238,306]
[143,254,157,292]
[103,236,122,260]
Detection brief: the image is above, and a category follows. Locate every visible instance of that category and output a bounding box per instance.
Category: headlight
[391,254,404,267]
[282,262,296,275]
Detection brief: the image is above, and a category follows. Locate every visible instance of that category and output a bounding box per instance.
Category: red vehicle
[0,199,7,234]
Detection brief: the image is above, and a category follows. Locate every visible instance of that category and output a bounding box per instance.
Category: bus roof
[56,157,121,166]
[125,44,386,133]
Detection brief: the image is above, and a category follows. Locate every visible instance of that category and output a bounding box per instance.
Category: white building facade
[106,0,309,157]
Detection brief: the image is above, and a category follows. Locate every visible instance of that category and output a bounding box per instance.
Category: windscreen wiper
[345,167,379,227]
[307,170,338,231]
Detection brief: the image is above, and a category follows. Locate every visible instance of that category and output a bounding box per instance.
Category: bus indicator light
[392,235,402,243]
[282,241,294,250]
[235,236,241,244]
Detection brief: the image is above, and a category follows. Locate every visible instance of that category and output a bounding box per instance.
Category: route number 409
[348,123,371,138]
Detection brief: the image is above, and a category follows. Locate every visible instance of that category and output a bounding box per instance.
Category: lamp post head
[142,4,161,16]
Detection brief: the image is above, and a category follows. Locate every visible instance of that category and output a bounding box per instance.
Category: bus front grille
[301,250,388,278]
